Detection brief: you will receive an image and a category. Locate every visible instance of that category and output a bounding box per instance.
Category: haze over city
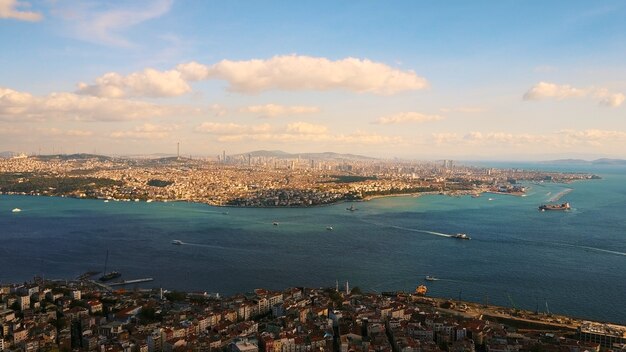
[2,0,626,160]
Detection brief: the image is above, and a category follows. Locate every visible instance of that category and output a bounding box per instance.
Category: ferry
[453,233,471,240]
[425,276,439,281]
[171,240,183,245]
[11,208,21,213]
[539,202,570,211]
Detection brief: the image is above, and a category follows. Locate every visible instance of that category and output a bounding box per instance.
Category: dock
[108,278,154,286]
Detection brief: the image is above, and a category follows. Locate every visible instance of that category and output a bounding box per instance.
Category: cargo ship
[539,202,570,211]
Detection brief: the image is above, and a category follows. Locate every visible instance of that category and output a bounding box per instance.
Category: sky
[1,0,626,160]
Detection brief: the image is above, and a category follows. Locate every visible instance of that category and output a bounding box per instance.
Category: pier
[108,278,154,286]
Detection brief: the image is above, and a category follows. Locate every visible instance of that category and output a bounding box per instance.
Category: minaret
[346,281,349,295]
[335,280,339,292]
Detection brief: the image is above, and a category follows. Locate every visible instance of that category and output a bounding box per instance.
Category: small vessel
[539,202,570,211]
[273,221,279,226]
[222,211,229,215]
[99,250,121,282]
[11,208,21,213]
[471,194,480,198]
[488,198,494,201]
[346,205,357,211]
[99,271,121,281]
[103,200,109,203]
[146,199,153,203]
[425,276,439,281]
[326,226,333,231]
[453,233,471,240]
[171,240,183,245]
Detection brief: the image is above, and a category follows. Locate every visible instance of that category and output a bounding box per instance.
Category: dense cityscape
[0,154,598,207]
[1,276,625,352]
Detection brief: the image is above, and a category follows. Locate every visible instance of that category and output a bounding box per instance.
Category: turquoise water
[0,163,625,323]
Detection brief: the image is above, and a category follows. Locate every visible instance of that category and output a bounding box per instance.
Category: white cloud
[285,122,328,134]
[523,81,624,107]
[37,128,94,137]
[0,0,42,21]
[523,82,586,100]
[374,112,443,125]
[196,121,404,145]
[77,68,191,98]
[0,86,202,122]
[240,104,320,118]
[110,123,176,139]
[596,91,625,108]
[176,61,211,81]
[205,55,428,94]
[80,55,428,98]
[195,122,272,135]
[58,0,173,47]
[431,129,626,149]
[439,106,486,113]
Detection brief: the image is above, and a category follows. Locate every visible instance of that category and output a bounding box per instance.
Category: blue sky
[1,0,626,159]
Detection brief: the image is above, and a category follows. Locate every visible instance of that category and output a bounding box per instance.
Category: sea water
[0,163,624,323]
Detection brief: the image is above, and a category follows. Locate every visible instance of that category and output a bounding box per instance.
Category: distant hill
[236,150,377,161]
[35,153,114,162]
[546,158,626,165]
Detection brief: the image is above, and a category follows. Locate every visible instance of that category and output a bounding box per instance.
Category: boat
[171,240,183,245]
[425,276,439,281]
[539,202,570,211]
[346,205,357,211]
[471,194,480,198]
[103,200,109,203]
[326,226,333,231]
[273,221,279,226]
[99,250,121,282]
[488,198,494,201]
[11,208,21,213]
[453,233,471,240]
[99,271,121,281]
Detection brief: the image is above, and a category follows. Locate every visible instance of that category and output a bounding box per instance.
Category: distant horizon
[2,148,624,164]
[2,1,626,158]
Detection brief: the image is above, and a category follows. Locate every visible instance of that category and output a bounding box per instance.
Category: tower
[345,281,349,295]
[177,142,180,159]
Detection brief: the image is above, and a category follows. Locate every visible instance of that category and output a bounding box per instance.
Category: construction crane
[507,293,520,314]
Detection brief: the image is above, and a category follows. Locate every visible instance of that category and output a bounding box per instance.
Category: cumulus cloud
[37,128,94,137]
[204,55,428,94]
[196,121,403,145]
[374,112,443,125]
[110,123,176,139]
[0,86,201,122]
[523,82,586,100]
[176,61,211,81]
[431,129,626,148]
[523,81,624,107]
[79,55,428,98]
[0,0,42,21]
[239,104,320,118]
[76,69,191,98]
[285,122,328,134]
[195,122,272,135]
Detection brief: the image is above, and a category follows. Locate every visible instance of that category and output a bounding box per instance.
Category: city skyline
[2,1,626,160]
